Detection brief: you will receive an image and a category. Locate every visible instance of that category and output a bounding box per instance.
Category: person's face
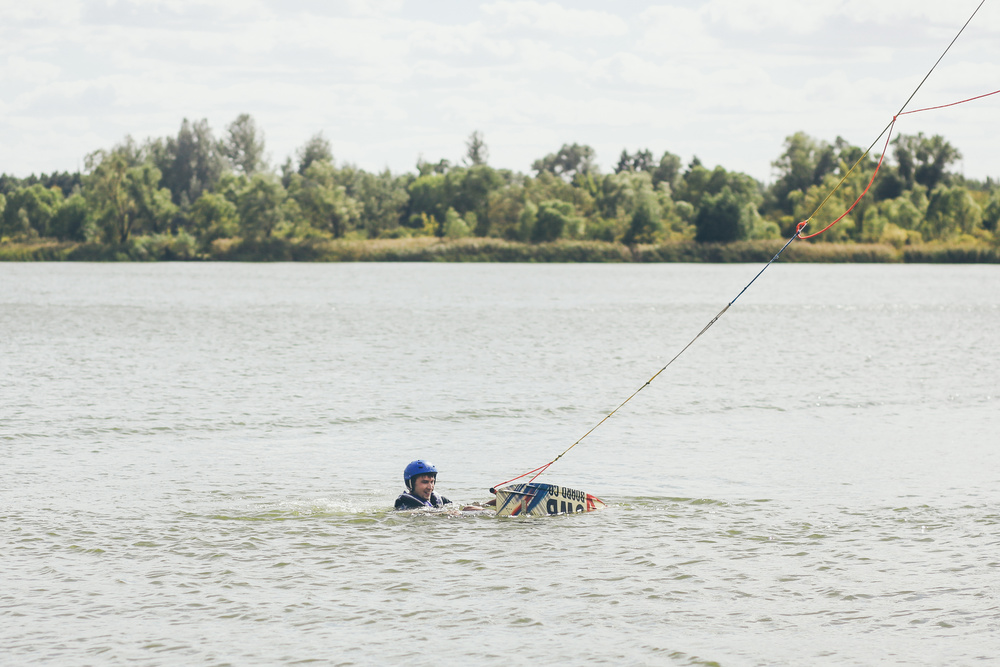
[412,473,436,500]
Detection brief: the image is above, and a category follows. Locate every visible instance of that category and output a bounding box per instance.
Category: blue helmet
[403,460,438,490]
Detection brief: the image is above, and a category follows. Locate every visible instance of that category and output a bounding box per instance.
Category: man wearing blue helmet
[395,460,452,510]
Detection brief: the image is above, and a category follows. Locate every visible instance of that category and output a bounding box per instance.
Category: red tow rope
[796,88,1000,240]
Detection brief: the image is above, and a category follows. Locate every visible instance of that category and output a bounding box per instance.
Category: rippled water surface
[2,262,999,665]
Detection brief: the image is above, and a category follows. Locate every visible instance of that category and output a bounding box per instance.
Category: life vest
[394,491,451,510]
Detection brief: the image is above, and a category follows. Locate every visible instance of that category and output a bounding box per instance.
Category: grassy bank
[2,237,1000,263]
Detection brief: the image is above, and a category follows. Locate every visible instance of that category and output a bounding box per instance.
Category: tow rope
[493,0,997,492]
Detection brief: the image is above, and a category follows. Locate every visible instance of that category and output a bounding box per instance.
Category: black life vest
[394,491,451,510]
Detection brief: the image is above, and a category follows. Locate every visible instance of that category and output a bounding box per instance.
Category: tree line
[2,114,998,257]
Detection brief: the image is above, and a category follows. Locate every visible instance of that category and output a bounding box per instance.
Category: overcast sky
[2,0,998,183]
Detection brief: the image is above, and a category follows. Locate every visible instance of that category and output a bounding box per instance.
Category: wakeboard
[493,482,605,517]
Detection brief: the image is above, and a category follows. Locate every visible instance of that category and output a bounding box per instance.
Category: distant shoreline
[2,237,999,263]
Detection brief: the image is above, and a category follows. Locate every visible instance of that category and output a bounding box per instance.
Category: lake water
[2,261,998,666]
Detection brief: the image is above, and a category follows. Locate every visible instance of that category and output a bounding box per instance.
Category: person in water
[395,460,451,510]
[394,460,495,511]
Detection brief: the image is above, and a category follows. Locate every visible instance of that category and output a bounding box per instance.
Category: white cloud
[703,0,994,36]
[704,0,832,34]
[340,0,406,19]
[508,38,589,73]
[1,1,998,181]
[403,20,484,57]
[482,1,628,37]
[637,6,719,56]
[10,79,116,115]
[0,0,82,23]
[2,57,63,83]
[838,0,991,26]
[263,15,416,60]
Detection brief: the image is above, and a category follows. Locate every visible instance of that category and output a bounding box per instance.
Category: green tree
[287,160,360,238]
[676,162,763,224]
[236,174,287,239]
[892,133,961,191]
[297,133,333,175]
[464,131,488,167]
[923,185,982,240]
[84,151,176,244]
[593,171,639,225]
[220,113,267,176]
[592,170,680,242]
[346,168,410,238]
[615,148,654,174]
[651,151,682,190]
[738,201,779,240]
[866,195,925,245]
[592,172,627,223]
[622,190,662,245]
[877,195,923,230]
[787,144,880,242]
[447,165,507,236]
[443,207,471,238]
[981,190,1000,232]
[190,191,239,244]
[0,184,64,239]
[517,200,538,241]
[51,193,92,241]
[615,151,627,174]
[859,207,888,243]
[404,164,506,234]
[84,150,133,243]
[129,163,178,236]
[532,143,596,181]
[688,168,774,242]
[484,182,529,240]
[0,171,82,199]
[770,132,821,214]
[769,133,845,215]
[531,200,580,242]
[150,118,225,206]
[407,173,448,232]
[525,171,596,222]
[694,187,743,243]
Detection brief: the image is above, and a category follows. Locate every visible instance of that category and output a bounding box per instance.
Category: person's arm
[460,498,496,510]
